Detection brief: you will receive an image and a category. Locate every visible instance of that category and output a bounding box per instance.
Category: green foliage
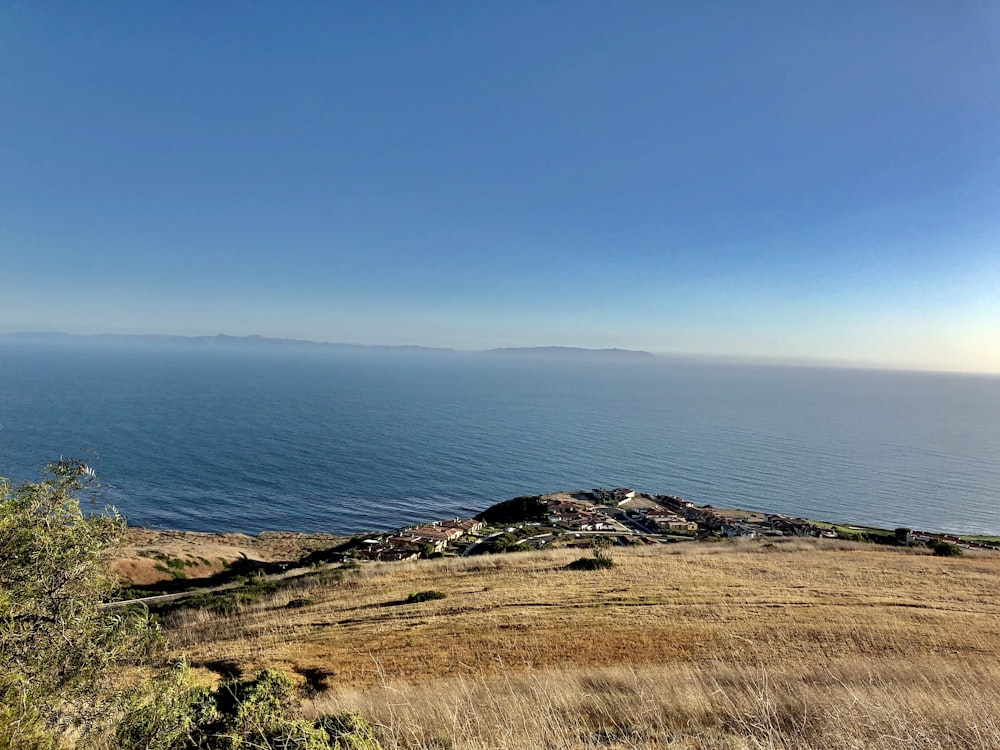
[475,495,546,524]
[156,562,189,580]
[831,525,902,545]
[150,555,206,579]
[859,527,898,544]
[930,539,963,557]
[0,460,163,747]
[1,461,383,750]
[567,556,615,570]
[486,526,536,554]
[170,575,283,616]
[406,590,446,603]
[119,669,382,750]
[567,540,615,570]
[318,711,382,750]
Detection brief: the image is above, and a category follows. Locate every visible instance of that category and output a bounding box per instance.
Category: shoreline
[113,488,998,589]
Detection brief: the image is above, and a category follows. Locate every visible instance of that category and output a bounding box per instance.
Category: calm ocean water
[0,342,998,536]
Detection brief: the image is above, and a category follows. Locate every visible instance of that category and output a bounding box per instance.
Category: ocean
[1,341,998,537]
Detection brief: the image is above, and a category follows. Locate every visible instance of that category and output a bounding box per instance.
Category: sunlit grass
[164,539,1000,748]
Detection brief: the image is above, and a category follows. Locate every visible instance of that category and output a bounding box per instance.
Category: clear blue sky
[2,2,998,372]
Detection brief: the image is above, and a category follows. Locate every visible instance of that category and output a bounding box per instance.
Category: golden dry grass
[164,539,1000,748]
[111,528,342,585]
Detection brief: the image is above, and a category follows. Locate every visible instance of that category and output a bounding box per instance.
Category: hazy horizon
[3,4,998,373]
[4,329,999,377]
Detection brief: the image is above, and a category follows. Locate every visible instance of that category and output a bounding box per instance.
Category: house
[547,499,586,514]
[655,495,696,513]
[721,523,757,539]
[442,518,485,534]
[558,512,617,532]
[644,512,698,533]
[406,524,465,542]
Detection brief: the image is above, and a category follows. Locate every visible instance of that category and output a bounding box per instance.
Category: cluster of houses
[352,518,484,561]
[907,530,995,551]
[655,495,836,539]
[629,507,699,533]
[545,498,619,532]
[764,514,837,538]
[340,489,994,564]
[655,495,727,529]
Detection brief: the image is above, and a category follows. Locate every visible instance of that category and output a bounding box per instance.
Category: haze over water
[1,342,997,537]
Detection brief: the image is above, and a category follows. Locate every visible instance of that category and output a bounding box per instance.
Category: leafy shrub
[318,711,382,749]
[0,460,164,746]
[120,668,384,749]
[406,590,446,603]
[489,530,531,554]
[155,563,188,580]
[567,556,615,570]
[1,460,383,750]
[568,541,614,570]
[930,540,963,557]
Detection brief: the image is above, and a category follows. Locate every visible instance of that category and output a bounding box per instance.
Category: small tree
[930,539,963,557]
[1,461,382,750]
[567,538,615,571]
[0,459,164,746]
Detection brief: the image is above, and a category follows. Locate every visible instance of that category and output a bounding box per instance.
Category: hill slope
[162,539,1000,749]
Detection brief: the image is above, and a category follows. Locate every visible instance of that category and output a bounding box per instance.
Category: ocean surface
[1,341,998,537]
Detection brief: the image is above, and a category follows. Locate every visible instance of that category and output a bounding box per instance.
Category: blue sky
[2,2,999,372]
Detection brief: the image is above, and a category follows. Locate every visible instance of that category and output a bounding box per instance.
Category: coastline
[113,488,998,590]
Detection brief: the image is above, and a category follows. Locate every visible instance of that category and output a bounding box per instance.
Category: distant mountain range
[0,332,656,360]
[482,346,656,361]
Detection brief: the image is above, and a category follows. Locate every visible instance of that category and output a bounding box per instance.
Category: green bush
[489,531,531,554]
[567,556,615,570]
[1,460,384,750]
[155,562,188,579]
[0,460,164,747]
[119,668,383,750]
[930,539,963,557]
[318,711,382,750]
[406,590,446,603]
[568,541,615,570]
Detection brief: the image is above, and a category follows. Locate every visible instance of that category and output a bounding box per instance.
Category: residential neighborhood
[331,487,998,563]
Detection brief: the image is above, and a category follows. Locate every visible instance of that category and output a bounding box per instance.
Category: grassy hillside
[160,538,1000,749]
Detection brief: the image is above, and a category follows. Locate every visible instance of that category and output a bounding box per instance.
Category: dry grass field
[162,538,1000,749]
[111,528,343,585]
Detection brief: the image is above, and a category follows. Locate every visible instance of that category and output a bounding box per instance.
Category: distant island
[0,332,656,360]
[483,346,656,361]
